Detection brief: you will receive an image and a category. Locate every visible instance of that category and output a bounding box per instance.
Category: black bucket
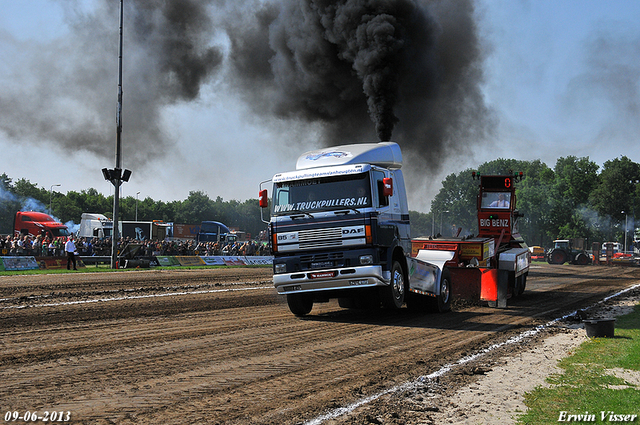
[583,318,616,338]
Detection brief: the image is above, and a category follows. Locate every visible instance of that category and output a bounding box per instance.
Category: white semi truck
[77,213,113,239]
[259,142,454,316]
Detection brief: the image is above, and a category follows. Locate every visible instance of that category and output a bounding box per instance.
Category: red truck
[14,211,71,240]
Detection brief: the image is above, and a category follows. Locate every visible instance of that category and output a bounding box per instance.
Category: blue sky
[478,0,640,166]
[0,0,639,213]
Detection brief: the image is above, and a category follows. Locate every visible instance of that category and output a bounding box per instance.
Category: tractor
[546,238,591,265]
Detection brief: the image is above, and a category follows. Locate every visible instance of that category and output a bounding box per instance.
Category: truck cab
[477,174,530,296]
[14,211,71,240]
[260,142,413,316]
[197,221,232,243]
[77,213,113,239]
[476,174,526,250]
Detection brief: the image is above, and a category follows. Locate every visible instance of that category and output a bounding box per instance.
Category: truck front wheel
[287,293,313,317]
[380,261,405,309]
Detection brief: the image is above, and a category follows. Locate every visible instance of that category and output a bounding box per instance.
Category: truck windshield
[273,172,371,214]
[481,192,511,209]
[52,228,71,237]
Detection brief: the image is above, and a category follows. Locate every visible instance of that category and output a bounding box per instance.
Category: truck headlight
[275,263,287,274]
[359,255,373,265]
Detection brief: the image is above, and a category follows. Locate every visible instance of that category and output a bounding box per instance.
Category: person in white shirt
[65,235,78,270]
[489,193,510,208]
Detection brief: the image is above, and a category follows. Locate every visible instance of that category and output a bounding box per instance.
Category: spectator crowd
[0,234,270,257]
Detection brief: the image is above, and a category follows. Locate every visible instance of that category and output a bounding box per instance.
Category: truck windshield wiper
[280,209,313,218]
[333,207,360,215]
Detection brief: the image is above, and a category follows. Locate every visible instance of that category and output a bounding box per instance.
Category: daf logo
[343,228,364,235]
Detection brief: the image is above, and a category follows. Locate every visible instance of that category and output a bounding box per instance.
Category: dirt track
[1,264,639,424]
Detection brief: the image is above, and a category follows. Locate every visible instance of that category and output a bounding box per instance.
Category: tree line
[413,155,639,249]
[2,154,639,248]
[0,175,263,239]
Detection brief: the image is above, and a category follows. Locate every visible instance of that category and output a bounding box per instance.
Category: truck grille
[298,227,342,249]
[300,252,346,271]
[300,252,344,262]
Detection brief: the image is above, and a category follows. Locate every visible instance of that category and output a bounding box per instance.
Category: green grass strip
[518,304,640,424]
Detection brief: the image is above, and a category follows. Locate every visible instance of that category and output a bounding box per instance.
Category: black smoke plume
[0,0,223,165]
[226,0,492,164]
[0,0,490,169]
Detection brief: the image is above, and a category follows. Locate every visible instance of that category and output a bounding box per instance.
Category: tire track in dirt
[1,265,639,424]
[1,297,520,423]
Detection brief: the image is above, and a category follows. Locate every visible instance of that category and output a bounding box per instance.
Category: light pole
[431,213,435,236]
[440,210,450,235]
[622,211,628,254]
[136,191,140,221]
[49,184,61,216]
[102,0,132,269]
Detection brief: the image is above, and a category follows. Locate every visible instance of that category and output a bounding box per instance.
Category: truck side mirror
[382,178,393,197]
[259,189,269,208]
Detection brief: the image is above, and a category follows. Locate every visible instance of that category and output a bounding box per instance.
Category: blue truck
[196,221,235,243]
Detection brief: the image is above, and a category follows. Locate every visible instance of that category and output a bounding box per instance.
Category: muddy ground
[1,264,639,424]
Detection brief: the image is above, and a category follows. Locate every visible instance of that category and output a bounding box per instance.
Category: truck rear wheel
[380,261,405,309]
[429,269,452,313]
[514,273,527,296]
[287,293,313,317]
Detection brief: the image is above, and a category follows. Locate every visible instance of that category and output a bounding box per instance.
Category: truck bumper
[273,265,389,295]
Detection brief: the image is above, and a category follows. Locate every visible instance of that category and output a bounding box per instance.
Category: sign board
[1,256,40,271]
